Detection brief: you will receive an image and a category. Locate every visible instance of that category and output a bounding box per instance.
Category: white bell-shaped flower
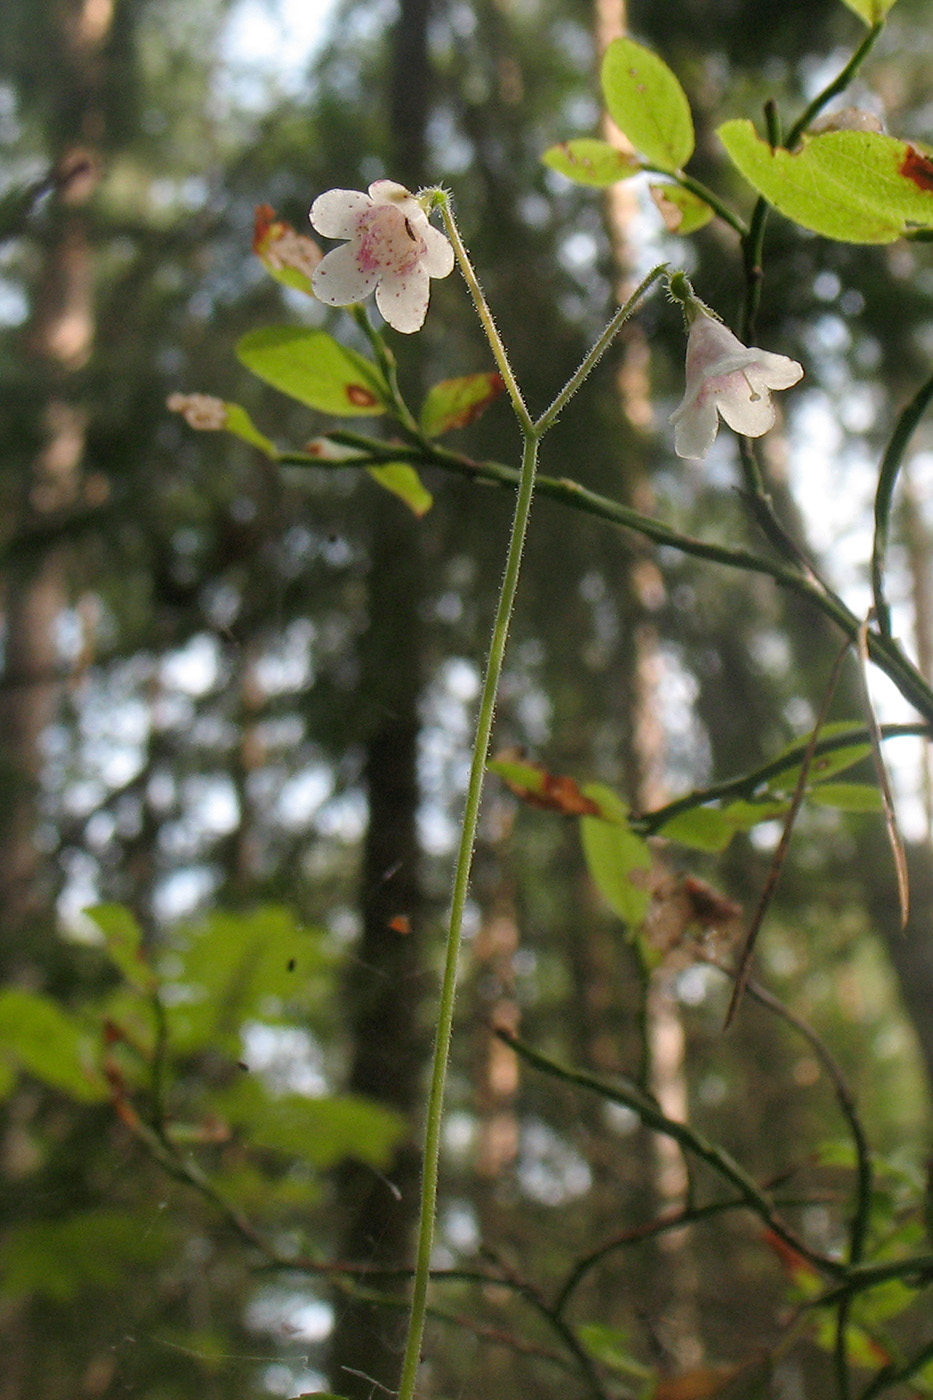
[670,311,803,460]
[310,180,454,333]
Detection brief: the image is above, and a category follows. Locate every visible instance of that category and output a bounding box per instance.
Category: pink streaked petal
[310,189,372,240]
[311,242,380,306]
[375,265,431,333]
[671,396,719,460]
[421,224,454,279]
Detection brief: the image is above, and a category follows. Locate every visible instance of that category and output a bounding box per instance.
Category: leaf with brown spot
[419,373,506,437]
[489,754,610,818]
[901,144,933,193]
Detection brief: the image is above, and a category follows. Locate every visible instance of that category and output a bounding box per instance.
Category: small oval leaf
[601,38,695,173]
[420,372,505,437]
[366,464,433,516]
[543,139,642,187]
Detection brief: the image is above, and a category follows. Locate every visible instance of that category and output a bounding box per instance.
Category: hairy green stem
[396,427,541,1400]
[535,264,668,433]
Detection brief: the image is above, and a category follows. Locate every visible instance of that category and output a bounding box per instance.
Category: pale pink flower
[166,393,228,430]
[670,312,803,460]
[309,180,454,333]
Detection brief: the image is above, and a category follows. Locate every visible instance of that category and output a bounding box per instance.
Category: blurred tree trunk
[594,0,703,1371]
[0,0,107,953]
[327,2,433,1394]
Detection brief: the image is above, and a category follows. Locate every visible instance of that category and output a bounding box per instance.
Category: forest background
[2,0,933,1398]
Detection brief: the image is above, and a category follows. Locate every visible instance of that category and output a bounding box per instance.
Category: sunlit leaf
[237,327,389,416]
[0,988,108,1102]
[419,372,505,436]
[366,463,433,516]
[718,121,933,243]
[601,38,694,173]
[649,182,714,233]
[580,782,653,926]
[720,797,791,830]
[542,139,642,186]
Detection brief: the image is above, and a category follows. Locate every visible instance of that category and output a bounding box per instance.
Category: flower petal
[310,189,372,239]
[368,180,423,220]
[748,349,804,391]
[375,264,431,333]
[715,378,777,437]
[312,241,380,306]
[671,395,720,460]
[421,223,455,279]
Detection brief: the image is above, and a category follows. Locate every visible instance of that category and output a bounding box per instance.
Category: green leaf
[164,907,330,1056]
[236,327,389,417]
[366,464,433,516]
[224,402,278,458]
[542,139,642,187]
[718,121,933,243]
[0,988,108,1102]
[649,182,714,233]
[601,38,694,173]
[721,797,791,830]
[579,1324,653,1379]
[658,806,735,852]
[86,903,157,994]
[807,782,883,812]
[0,1209,170,1303]
[419,372,505,437]
[488,757,623,820]
[838,0,898,23]
[580,783,653,927]
[767,727,872,795]
[217,1079,405,1169]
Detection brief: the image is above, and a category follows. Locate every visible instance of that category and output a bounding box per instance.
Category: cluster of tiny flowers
[166,393,228,431]
[309,180,453,333]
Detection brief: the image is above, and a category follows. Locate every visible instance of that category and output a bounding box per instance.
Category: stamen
[742,372,761,402]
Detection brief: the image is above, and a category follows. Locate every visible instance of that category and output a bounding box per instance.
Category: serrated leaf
[0,988,108,1102]
[601,38,694,173]
[658,806,735,852]
[718,121,933,243]
[808,782,883,812]
[366,464,433,516]
[649,182,714,233]
[0,1209,170,1303]
[838,0,898,23]
[580,783,652,927]
[419,373,505,437]
[236,327,389,417]
[86,904,157,994]
[543,139,642,187]
[224,403,278,457]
